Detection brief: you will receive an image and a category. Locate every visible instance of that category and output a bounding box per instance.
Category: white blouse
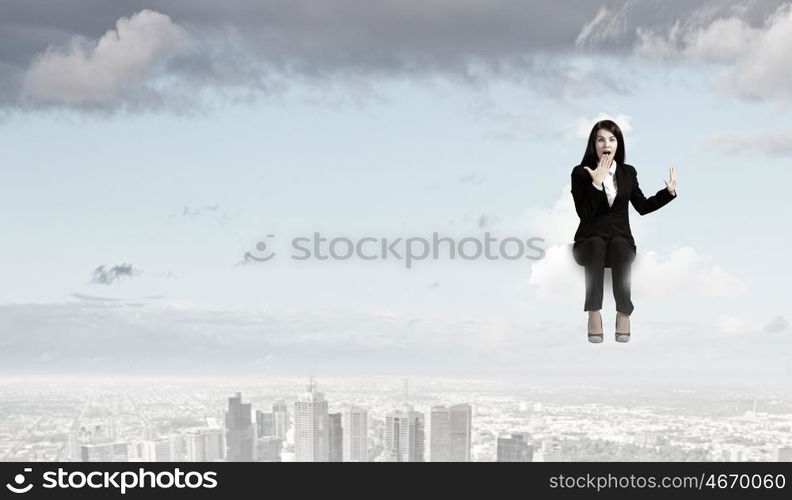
[592,161,618,207]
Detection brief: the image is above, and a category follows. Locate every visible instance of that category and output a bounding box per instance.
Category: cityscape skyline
[1,375,790,463]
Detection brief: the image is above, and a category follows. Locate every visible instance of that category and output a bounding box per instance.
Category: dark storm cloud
[4,0,785,65]
[90,263,142,285]
[0,0,605,112]
[0,0,788,112]
[573,0,787,49]
[0,1,594,64]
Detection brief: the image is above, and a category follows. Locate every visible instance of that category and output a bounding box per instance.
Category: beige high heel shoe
[588,311,603,344]
[615,312,630,343]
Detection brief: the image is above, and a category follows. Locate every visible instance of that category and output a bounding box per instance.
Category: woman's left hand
[664,166,677,194]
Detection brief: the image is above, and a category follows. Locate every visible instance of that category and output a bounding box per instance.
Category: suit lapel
[611,163,627,209]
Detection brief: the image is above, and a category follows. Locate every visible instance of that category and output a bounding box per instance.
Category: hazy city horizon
[1,375,791,463]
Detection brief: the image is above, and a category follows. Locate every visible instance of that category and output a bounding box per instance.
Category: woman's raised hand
[583,153,612,188]
[664,166,677,194]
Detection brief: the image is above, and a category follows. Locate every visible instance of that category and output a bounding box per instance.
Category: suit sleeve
[571,167,607,221]
[629,166,677,215]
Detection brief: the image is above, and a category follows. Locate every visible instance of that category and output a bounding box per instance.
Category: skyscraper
[256,410,274,438]
[384,405,424,462]
[294,380,329,462]
[256,437,283,462]
[67,424,81,461]
[428,404,472,462]
[328,412,343,462]
[342,406,368,462]
[497,433,533,462]
[184,427,225,462]
[225,392,255,462]
[272,400,289,440]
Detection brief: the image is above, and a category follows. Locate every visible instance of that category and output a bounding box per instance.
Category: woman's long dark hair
[580,120,626,168]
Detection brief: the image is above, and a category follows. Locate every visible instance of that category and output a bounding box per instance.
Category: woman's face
[595,129,618,160]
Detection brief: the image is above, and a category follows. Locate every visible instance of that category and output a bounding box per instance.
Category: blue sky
[0,1,791,378]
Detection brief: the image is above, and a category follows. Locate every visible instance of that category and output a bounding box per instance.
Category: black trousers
[573,236,636,315]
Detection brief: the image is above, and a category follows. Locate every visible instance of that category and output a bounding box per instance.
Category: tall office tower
[80,442,129,462]
[256,410,274,438]
[328,413,343,462]
[184,430,205,462]
[272,400,289,440]
[225,392,255,462]
[342,406,368,462]
[428,404,472,462]
[141,438,176,462]
[256,437,283,462]
[67,425,81,461]
[184,427,226,462]
[294,380,329,462]
[496,433,533,462]
[384,405,424,462]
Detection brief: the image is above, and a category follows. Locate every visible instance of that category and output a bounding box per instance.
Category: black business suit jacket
[571,163,676,253]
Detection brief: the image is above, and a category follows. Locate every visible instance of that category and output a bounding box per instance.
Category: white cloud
[527,243,582,301]
[634,21,683,59]
[682,17,761,62]
[529,244,745,302]
[731,4,792,98]
[523,183,745,303]
[633,4,792,99]
[575,2,634,49]
[706,129,792,157]
[635,247,745,298]
[763,315,791,333]
[520,184,579,247]
[525,185,744,302]
[23,10,187,105]
[575,6,611,48]
[635,16,760,63]
[571,112,633,142]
